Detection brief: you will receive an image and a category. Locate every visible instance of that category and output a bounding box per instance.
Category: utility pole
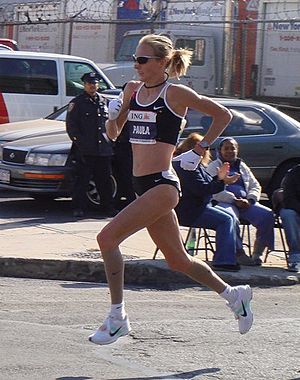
[222,0,236,95]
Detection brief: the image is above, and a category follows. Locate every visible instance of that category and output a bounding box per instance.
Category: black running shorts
[132,169,181,196]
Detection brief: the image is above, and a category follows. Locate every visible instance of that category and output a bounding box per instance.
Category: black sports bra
[126,83,186,146]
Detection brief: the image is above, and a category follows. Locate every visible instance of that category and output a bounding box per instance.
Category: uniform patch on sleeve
[68,102,75,112]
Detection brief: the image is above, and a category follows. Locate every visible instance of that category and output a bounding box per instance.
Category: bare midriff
[131,141,175,177]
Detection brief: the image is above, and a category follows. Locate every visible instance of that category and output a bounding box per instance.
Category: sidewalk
[0,217,299,287]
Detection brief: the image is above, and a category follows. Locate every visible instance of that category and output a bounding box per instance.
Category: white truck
[98,27,224,95]
[97,0,231,95]
[255,0,300,99]
[99,0,300,103]
[0,51,116,124]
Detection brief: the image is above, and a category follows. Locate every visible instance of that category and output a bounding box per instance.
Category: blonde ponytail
[167,49,193,78]
[139,34,193,79]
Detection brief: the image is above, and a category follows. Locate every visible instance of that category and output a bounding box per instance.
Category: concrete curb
[1,257,299,287]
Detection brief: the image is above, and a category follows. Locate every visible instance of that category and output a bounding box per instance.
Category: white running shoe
[227,285,253,334]
[89,314,131,345]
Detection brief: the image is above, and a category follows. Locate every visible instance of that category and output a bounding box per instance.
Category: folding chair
[264,214,288,266]
[152,226,215,260]
[263,188,289,266]
[189,227,215,260]
[240,219,252,256]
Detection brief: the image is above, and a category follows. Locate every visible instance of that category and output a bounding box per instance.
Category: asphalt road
[0,190,73,221]
[0,189,114,222]
[0,277,299,380]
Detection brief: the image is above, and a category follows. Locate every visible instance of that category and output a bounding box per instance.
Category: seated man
[173,133,254,271]
[279,164,300,272]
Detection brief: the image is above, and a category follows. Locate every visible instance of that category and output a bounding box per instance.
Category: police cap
[81,72,101,83]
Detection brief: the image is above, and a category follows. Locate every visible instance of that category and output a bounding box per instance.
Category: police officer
[66,72,118,218]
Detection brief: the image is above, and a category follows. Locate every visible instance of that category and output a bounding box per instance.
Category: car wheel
[85,174,117,209]
[267,160,300,199]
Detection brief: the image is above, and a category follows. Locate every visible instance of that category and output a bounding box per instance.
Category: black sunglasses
[132,55,160,64]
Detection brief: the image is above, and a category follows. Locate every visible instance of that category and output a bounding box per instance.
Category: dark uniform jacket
[173,161,225,227]
[282,164,300,215]
[66,91,113,156]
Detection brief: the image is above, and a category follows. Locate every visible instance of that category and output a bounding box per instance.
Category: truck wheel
[85,175,117,209]
[267,160,300,199]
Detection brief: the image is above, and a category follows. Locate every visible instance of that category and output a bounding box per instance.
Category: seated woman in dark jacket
[173,133,254,271]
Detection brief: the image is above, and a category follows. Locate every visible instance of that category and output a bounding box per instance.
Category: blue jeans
[280,208,300,264]
[193,204,237,265]
[216,202,275,251]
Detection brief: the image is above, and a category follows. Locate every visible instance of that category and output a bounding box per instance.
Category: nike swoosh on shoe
[240,301,247,317]
[109,326,122,337]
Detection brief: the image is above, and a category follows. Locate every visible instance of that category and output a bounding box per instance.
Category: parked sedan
[0,107,66,145]
[184,99,300,197]
[0,107,68,194]
[0,131,117,207]
[0,89,120,207]
[0,98,300,203]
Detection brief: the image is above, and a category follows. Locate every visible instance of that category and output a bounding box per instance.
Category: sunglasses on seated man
[132,54,160,64]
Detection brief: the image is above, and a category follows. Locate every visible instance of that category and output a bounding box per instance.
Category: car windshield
[116,34,145,61]
[46,106,68,121]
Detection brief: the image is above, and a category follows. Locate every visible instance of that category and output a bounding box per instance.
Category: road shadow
[56,377,92,380]
[0,196,72,218]
[56,368,220,380]
[106,367,220,379]
[0,196,111,230]
[59,280,211,292]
